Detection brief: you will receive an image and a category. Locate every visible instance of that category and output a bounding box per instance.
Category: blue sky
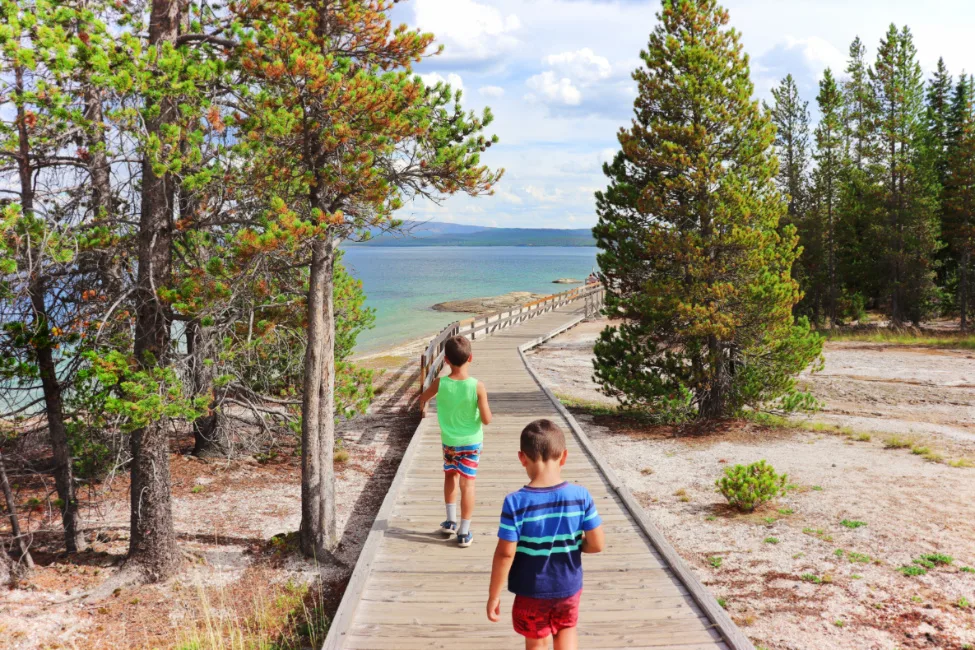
[392,0,975,230]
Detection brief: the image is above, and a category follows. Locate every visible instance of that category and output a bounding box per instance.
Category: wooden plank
[323,302,743,650]
[517,344,755,650]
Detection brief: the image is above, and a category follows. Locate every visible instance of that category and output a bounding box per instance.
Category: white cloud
[412,0,520,63]
[479,85,506,98]
[498,190,523,204]
[526,71,582,106]
[419,72,464,94]
[523,185,564,202]
[543,48,612,84]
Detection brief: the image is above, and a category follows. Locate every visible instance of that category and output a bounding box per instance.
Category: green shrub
[840,519,867,529]
[898,565,927,576]
[917,553,953,566]
[716,461,787,512]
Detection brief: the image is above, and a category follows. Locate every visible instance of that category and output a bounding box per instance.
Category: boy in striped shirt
[487,419,605,649]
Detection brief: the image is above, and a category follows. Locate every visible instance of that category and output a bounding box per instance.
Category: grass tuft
[764,537,779,545]
[898,565,927,576]
[707,556,723,569]
[840,519,867,529]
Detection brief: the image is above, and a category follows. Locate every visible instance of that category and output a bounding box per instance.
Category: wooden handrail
[419,284,604,391]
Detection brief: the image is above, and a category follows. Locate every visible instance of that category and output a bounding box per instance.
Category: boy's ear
[468,353,474,364]
[518,450,528,467]
[559,449,568,467]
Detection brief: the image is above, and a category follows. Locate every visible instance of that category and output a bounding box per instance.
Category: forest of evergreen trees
[767,28,975,330]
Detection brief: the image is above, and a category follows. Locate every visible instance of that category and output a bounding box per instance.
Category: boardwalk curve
[324,302,753,649]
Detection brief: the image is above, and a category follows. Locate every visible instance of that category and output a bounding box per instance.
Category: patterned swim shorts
[442,443,482,479]
[512,590,582,639]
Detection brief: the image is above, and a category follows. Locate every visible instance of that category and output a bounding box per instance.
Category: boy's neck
[527,463,564,489]
[448,365,470,380]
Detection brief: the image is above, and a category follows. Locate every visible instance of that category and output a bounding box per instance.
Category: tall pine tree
[926,58,954,293]
[870,24,940,324]
[945,74,975,329]
[593,0,821,420]
[766,74,811,227]
[837,36,883,311]
[811,68,845,324]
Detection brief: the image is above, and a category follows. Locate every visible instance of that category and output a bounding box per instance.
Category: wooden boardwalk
[324,304,751,650]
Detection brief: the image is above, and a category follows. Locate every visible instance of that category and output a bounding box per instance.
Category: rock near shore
[552,278,582,284]
[432,291,544,314]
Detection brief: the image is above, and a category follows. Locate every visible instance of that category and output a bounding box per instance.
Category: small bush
[847,552,872,564]
[716,461,787,513]
[898,565,927,576]
[960,566,975,573]
[917,553,953,566]
[840,519,867,529]
[957,597,971,609]
[707,556,723,569]
[949,458,974,468]
[764,537,779,545]
[884,435,913,450]
[800,573,822,584]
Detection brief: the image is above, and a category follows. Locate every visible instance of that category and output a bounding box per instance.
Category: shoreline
[353,287,563,362]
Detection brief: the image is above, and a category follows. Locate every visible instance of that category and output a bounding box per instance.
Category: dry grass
[825,329,975,350]
[172,574,329,650]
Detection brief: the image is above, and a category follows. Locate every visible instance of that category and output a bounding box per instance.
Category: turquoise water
[342,246,599,352]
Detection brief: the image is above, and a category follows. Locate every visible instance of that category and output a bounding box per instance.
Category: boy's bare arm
[581,524,605,554]
[486,540,516,622]
[418,378,440,416]
[476,381,492,425]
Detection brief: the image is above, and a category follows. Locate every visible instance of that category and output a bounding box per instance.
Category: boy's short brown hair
[520,419,567,461]
[444,335,472,367]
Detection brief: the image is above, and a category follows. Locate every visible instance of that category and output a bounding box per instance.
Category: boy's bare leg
[525,636,550,650]
[553,627,577,650]
[459,476,476,520]
[444,471,459,505]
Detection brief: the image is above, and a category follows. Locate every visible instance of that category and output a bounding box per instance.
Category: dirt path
[527,319,975,650]
[0,356,420,650]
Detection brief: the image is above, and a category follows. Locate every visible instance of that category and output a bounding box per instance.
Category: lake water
[342,247,599,352]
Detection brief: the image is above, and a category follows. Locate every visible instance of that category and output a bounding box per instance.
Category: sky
[390,0,975,230]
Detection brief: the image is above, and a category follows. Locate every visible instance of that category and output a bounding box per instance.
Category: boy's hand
[419,402,428,418]
[486,596,501,622]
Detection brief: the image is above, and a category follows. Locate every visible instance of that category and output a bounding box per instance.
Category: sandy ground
[0,356,420,650]
[528,319,975,650]
[432,290,544,313]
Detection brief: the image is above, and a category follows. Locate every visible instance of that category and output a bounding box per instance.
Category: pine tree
[926,58,954,292]
[870,24,940,324]
[811,68,845,323]
[945,74,975,329]
[837,36,883,312]
[231,0,501,557]
[592,0,822,420]
[843,37,876,170]
[766,74,811,227]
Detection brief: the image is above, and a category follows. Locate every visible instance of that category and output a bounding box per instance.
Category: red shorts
[512,590,582,639]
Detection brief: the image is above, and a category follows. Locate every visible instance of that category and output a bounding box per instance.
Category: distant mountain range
[348,221,596,247]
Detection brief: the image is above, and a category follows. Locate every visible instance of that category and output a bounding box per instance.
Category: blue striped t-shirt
[498,482,602,599]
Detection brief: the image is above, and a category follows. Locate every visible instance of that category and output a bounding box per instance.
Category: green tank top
[436,377,484,447]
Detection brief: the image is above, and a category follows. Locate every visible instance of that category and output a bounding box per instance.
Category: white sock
[458,519,471,536]
[446,503,458,522]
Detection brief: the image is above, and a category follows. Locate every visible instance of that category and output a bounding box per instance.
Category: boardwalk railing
[419,283,605,391]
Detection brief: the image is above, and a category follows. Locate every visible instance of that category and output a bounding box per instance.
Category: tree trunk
[29,284,86,553]
[962,247,970,332]
[188,323,230,458]
[299,238,338,558]
[698,337,730,420]
[0,449,34,569]
[127,0,181,582]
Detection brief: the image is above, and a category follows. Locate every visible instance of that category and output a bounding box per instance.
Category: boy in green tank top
[419,335,493,547]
